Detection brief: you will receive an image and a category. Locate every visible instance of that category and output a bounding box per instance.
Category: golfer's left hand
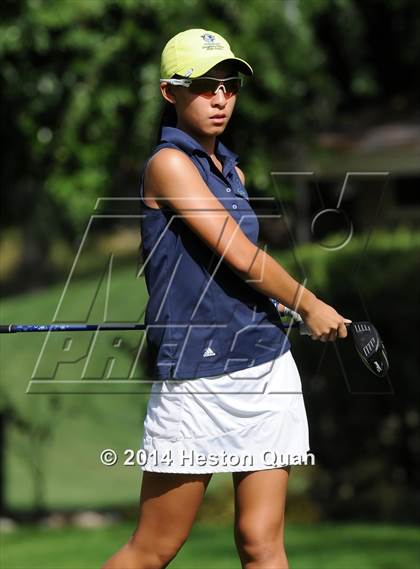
[300,298,352,342]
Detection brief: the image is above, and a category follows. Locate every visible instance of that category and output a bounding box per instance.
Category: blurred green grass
[2,521,419,569]
[1,264,151,510]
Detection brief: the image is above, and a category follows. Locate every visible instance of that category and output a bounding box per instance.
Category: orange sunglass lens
[189,79,241,97]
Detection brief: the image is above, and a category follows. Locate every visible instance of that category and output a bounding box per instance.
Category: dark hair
[155,73,184,145]
[155,101,177,145]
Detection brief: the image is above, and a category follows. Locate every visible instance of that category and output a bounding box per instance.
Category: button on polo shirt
[139,126,290,380]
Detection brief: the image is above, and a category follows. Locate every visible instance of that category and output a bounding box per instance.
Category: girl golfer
[102,28,349,569]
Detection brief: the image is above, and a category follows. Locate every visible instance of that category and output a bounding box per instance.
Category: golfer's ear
[160,83,176,104]
[146,148,257,274]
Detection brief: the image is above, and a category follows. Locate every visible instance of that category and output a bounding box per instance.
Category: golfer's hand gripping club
[279,304,351,339]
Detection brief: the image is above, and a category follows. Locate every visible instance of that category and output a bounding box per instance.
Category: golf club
[0,310,389,377]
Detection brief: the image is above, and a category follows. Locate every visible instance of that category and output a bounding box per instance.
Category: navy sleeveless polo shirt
[139,126,291,380]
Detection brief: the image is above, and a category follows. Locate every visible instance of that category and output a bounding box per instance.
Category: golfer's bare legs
[101,471,212,569]
[233,466,290,569]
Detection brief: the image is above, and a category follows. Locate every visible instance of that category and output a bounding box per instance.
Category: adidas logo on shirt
[203,346,216,358]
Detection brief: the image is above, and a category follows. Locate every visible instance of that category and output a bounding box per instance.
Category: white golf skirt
[140,349,311,473]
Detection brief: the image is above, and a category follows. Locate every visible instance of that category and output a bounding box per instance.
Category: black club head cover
[349,321,389,377]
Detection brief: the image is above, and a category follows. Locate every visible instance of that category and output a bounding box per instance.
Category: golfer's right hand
[302,298,351,342]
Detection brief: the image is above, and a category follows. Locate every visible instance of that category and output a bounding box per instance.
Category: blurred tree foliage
[1,0,419,273]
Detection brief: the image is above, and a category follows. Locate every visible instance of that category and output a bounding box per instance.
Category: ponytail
[155,101,177,145]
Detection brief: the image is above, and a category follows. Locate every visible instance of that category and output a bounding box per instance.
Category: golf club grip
[0,325,13,333]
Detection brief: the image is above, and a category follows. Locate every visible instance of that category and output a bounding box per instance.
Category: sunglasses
[160,76,243,99]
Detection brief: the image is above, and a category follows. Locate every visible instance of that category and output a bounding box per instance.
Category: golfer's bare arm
[145,149,348,339]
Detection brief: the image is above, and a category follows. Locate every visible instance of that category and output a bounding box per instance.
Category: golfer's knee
[237,538,284,565]
[129,531,186,568]
[234,519,284,563]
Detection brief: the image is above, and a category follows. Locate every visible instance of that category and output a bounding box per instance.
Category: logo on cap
[200,32,224,52]
[201,33,216,43]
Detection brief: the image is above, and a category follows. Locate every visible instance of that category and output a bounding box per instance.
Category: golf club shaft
[0,307,348,335]
[1,319,302,334]
[0,323,149,333]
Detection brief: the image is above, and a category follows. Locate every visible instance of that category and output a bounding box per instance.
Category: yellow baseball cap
[160,28,253,80]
